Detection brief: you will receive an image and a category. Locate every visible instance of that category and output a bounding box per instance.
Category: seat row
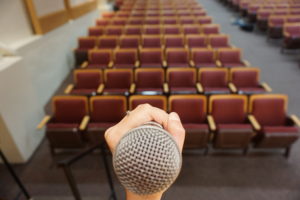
[37,94,300,157]
[65,67,271,96]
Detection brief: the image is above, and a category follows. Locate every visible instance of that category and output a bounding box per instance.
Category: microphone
[113,122,182,195]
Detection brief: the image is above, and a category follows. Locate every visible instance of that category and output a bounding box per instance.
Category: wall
[0,10,99,163]
[0,0,33,46]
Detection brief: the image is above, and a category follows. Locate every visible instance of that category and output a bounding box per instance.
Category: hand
[104,104,185,200]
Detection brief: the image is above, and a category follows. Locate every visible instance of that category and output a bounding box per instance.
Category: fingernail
[169,112,180,121]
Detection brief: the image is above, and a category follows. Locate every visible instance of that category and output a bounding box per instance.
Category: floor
[1,0,300,199]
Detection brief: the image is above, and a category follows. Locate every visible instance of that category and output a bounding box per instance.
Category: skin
[105,104,186,200]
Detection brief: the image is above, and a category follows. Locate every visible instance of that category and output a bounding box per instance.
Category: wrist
[126,190,163,200]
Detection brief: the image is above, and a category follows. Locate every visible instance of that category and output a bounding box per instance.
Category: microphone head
[113,122,182,195]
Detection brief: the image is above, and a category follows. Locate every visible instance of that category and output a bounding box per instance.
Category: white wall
[0,0,33,46]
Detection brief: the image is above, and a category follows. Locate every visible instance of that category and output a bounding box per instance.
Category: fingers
[166,112,185,152]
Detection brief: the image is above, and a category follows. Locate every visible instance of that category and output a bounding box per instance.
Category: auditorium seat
[88,27,105,36]
[162,18,178,25]
[267,15,285,39]
[113,49,139,68]
[163,25,182,35]
[141,35,164,48]
[257,9,273,31]
[129,95,167,110]
[105,26,124,36]
[229,68,272,94]
[208,95,254,152]
[81,49,113,69]
[119,36,140,49]
[166,48,190,68]
[185,35,208,49]
[96,19,110,26]
[38,96,89,154]
[65,69,103,96]
[196,16,212,24]
[169,95,209,150]
[164,35,186,48]
[143,25,162,35]
[198,68,231,94]
[144,17,161,25]
[98,36,118,49]
[190,48,218,68]
[103,69,134,95]
[202,24,220,34]
[139,48,166,68]
[133,68,166,95]
[124,25,142,35]
[87,96,126,144]
[286,15,300,23]
[282,23,300,52]
[182,25,202,35]
[208,34,232,48]
[216,48,250,68]
[249,94,300,157]
[102,12,115,19]
[179,17,196,25]
[74,37,97,66]
[127,18,144,25]
[111,18,127,26]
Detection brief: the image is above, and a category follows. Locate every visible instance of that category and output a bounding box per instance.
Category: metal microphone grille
[113,122,182,195]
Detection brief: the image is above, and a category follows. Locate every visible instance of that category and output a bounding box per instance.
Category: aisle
[198,0,300,116]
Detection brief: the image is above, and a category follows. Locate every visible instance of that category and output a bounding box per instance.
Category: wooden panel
[38,9,69,34]
[70,0,97,19]
[23,0,42,34]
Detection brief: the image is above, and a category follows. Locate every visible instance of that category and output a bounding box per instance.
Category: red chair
[81,49,113,69]
[129,95,167,110]
[166,68,198,94]
[169,95,209,150]
[103,69,134,95]
[179,17,196,25]
[182,25,201,35]
[144,18,161,25]
[141,35,164,48]
[164,35,186,48]
[163,26,182,35]
[65,69,103,95]
[249,95,300,157]
[198,68,231,94]
[162,18,178,25]
[208,95,254,153]
[195,16,212,24]
[282,23,300,52]
[124,25,142,35]
[119,36,140,49]
[267,15,285,39]
[216,48,250,68]
[74,37,97,66]
[208,34,231,48]
[87,96,126,144]
[185,35,207,49]
[190,48,217,68]
[229,68,272,94]
[113,49,139,68]
[127,18,144,25]
[105,26,124,36]
[139,48,166,68]
[143,25,162,35]
[37,96,89,154]
[202,24,220,34]
[98,36,118,49]
[166,48,190,68]
[257,9,273,31]
[96,19,110,26]
[88,27,105,36]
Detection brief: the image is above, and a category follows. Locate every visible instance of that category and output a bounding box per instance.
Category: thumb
[167,112,185,152]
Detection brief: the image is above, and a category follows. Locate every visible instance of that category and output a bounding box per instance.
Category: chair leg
[284,146,291,158]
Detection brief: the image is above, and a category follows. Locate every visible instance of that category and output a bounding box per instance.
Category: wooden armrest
[163,83,169,93]
[108,61,114,68]
[290,114,300,127]
[207,44,212,49]
[189,60,195,67]
[242,59,251,67]
[130,83,136,94]
[284,31,290,37]
[162,60,167,68]
[228,82,237,93]
[216,60,222,67]
[64,84,74,94]
[135,60,140,68]
[79,115,90,131]
[97,83,104,94]
[207,115,216,131]
[81,61,88,68]
[261,82,272,92]
[184,44,189,49]
[196,83,203,93]
[248,115,261,131]
[37,115,51,129]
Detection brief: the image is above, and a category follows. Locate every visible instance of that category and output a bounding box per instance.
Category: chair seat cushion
[263,126,299,135]
[87,64,108,69]
[71,89,96,95]
[195,63,217,68]
[114,64,134,68]
[103,88,129,94]
[136,88,163,95]
[47,123,79,129]
[218,124,252,130]
[168,63,190,68]
[223,62,245,67]
[170,87,197,94]
[204,87,230,94]
[184,123,209,130]
[88,122,116,129]
[237,87,266,94]
[140,63,162,68]
[183,123,209,148]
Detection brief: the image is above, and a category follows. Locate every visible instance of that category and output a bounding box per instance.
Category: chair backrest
[141,35,163,48]
[78,37,97,49]
[104,69,133,88]
[129,95,167,110]
[74,69,103,89]
[111,18,127,26]
[89,50,112,65]
[124,25,142,35]
[119,36,140,48]
[105,26,124,36]
[90,96,126,122]
[209,95,248,124]
[139,48,163,65]
[182,25,201,35]
[268,15,286,26]
[164,35,185,48]
[230,68,260,87]
[191,48,215,63]
[88,27,105,36]
[114,49,138,66]
[163,25,182,34]
[198,68,228,87]
[249,94,288,126]
[186,35,207,48]
[98,36,118,49]
[208,34,229,48]
[135,68,164,88]
[143,25,162,34]
[96,19,110,26]
[218,48,241,63]
[167,68,196,87]
[127,18,144,25]
[166,48,189,64]
[52,96,88,123]
[169,95,207,123]
[284,23,300,35]
[202,24,220,34]
[196,16,212,24]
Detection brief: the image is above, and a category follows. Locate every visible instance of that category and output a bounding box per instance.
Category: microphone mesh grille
[113,125,182,195]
